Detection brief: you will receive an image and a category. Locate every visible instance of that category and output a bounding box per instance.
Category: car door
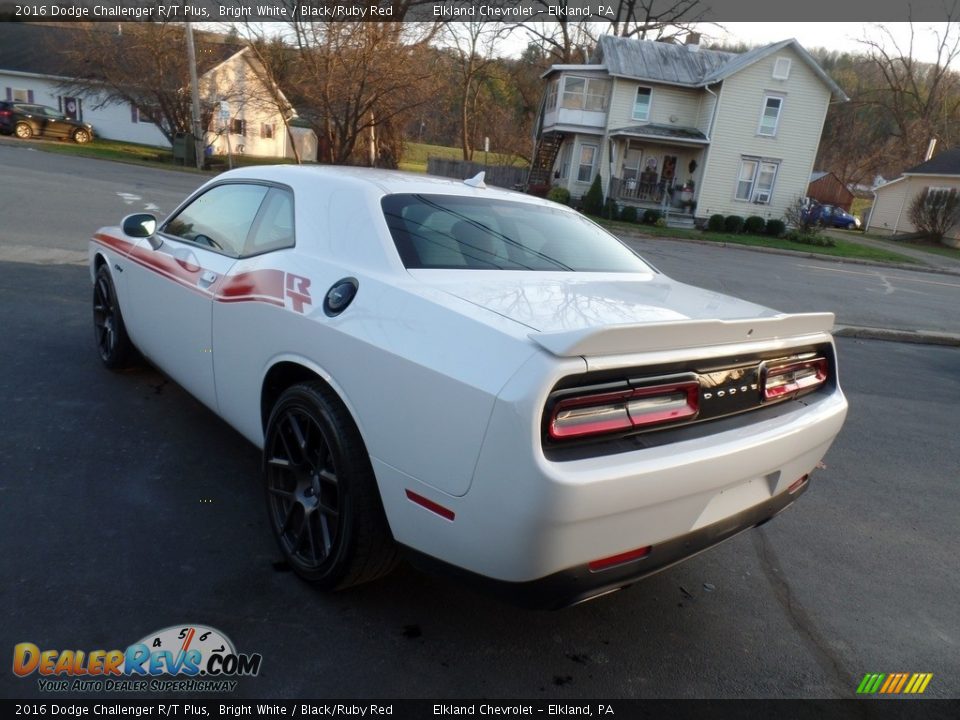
[122,182,270,411]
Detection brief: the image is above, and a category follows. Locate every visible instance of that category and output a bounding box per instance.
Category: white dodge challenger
[90,166,847,608]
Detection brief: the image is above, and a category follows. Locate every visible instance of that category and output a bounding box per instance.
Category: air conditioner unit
[755,192,771,204]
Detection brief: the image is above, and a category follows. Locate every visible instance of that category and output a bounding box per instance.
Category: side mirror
[122,213,161,249]
[122,213,157,238]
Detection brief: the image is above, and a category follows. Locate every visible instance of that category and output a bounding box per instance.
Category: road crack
[751,529,852,696]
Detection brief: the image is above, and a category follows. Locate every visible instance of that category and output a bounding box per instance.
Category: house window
[561,77,609,112]
[230,118,246,136]
[11,88,29,102]
[632,87,652,121]
[260,123,274,139]
[557,142,573,179]
[576,143,598,183]
[773,57,792,80]
[758,95,783,136]
[735,158,779,204]
[545,80,559,112]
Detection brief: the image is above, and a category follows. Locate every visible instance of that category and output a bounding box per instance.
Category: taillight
[549,380,699,440]
[761,357,828,401]
[0,110,11,118]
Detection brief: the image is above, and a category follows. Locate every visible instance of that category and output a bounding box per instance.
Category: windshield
[381,194,652,272]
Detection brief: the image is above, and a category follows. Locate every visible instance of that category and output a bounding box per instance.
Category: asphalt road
[0,149,958,700]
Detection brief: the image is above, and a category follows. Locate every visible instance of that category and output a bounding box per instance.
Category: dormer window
[632,87,652,121]
[773,57,792,80]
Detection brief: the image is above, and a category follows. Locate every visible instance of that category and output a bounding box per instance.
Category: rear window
[381,194,652,272]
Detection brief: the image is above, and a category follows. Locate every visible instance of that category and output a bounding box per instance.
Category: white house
[200,47,316,162]
[531,35,848,224]
[0,23,316,161]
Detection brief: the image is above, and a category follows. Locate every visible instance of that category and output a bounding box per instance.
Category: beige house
[531,35,847,224]
[201,47,317,162]
[867,149,960,245]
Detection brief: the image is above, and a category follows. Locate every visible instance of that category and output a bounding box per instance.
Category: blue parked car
[805,203,861,230]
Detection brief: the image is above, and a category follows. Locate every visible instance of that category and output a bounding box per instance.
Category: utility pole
[185,21,204,170]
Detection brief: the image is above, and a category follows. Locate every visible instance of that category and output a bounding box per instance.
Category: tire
[263,382,398,590]
[73,128,91,144]
[15,122,32,140]
[93,264,135,369]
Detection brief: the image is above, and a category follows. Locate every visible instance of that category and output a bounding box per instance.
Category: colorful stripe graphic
[857,673,933,694]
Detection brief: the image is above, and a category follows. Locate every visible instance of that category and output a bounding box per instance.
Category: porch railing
[610,175,668,204]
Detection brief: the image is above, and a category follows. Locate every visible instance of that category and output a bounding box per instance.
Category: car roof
[209,165,556,208]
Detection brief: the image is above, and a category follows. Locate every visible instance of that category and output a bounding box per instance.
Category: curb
[834,325,960,348]
[618,230,960,278]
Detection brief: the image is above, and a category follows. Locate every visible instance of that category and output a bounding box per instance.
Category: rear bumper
[405,477,809,610]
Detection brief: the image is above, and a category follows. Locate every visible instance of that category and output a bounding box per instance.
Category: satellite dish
[463,172,486,189]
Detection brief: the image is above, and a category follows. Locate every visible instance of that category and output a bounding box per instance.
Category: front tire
[15,122,32,140]
[73,128,91,144]
[264,382,398,590]
[93,264,135,369]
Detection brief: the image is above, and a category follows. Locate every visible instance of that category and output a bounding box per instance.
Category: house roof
[610,123,708,143]
[903,148,960,176]
[0,23,239,80]
[810,171,830,182]
[593,36,734,86]
[586,35,848,100]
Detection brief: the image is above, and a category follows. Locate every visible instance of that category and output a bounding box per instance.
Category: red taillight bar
[549,380,699,440]
[761,357,828,402]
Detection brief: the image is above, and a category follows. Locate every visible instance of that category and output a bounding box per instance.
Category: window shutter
[5,88,11,101]
[27,89,34,103]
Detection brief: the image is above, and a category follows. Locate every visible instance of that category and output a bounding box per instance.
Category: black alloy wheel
[93,264,135,369]
[264,382,398,590]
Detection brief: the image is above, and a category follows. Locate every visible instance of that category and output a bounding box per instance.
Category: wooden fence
[426,157,528,190]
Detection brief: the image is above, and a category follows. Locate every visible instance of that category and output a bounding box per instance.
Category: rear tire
[73,128,91,144]
[263,382,398,590]
[15,122,32,140]
[93,264,135,369]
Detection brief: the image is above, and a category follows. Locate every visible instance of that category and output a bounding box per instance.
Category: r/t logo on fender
[285,273,312,313]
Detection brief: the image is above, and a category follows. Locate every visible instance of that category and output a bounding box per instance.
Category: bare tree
[272,21,440,166]
[857,7,960,169]
[57,23,235,146]
[605,0,712,40]
[236,26,304,163]
[443,22,508,160]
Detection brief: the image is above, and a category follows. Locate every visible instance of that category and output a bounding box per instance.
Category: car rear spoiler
[529,312,836,358]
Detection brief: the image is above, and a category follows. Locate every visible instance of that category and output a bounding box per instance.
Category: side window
[243,187,295,256]
[163,184,268,257]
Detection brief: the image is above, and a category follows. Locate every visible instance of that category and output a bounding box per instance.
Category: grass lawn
[29,137,174,165]
[399,141,526,173]
[13,135,524,178]
[598,218,919,265]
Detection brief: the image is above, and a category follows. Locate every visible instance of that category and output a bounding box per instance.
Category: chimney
[925,138,938,161]
[686,33,701,52]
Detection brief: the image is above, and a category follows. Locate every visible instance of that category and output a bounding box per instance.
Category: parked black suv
[0,101,94,143]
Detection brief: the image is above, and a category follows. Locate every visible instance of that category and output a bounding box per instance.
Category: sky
[708,22,958,66]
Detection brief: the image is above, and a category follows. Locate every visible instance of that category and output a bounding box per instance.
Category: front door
[122,183,270,411]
